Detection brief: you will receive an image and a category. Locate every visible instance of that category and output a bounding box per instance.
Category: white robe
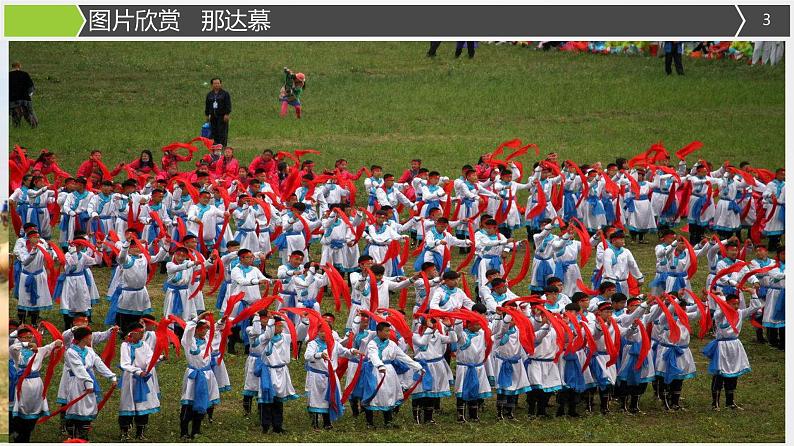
[62,345,116,421]
[364,338,422,410]
[118,340,161,416]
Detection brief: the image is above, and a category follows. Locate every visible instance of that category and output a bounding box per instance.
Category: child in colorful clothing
[762,247,785,350]
[255,313,299,433]
[411,316,456,424]
[118,323,161,442]
[10,328,63,442]
[62,327,118,440]
[525,304,563,418]
[702,292,763,410]
[279,67,306,119]
[491,304,532,420]
[452,303,492,423]
[304,327,353,430]
[179,314,220,440]
[362,322,422,428]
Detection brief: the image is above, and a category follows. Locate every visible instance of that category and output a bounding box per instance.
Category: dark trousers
[427,41,442,57]
[209,115,228,147]
[12,417,37,442]
[455,42,476,58]
[65,420,91,440]
[116,313,140,333]
[179,405,205,438]
[768,327,785,350]
[767,235,782,253]
[16,310,39,326]
[259,401,284,432]
[689,223,707,244]
[365,409,393,426]
[119,413,149,437]
[665,52,684,75]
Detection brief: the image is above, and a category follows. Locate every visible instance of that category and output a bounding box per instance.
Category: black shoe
[135,425,148,441]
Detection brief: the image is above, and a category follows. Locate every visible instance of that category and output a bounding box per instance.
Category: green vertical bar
[5,5,84,37]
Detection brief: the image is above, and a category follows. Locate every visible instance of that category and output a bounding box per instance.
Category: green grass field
[7,41,785,443]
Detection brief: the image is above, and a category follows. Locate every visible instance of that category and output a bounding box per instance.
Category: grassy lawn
[7,41,785,442]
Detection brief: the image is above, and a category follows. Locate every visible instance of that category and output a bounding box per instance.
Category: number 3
[763,13,771,26]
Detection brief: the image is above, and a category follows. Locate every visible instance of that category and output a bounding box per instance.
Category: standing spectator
[426,42,442,58]
[455,41,477,59]
[427,42,477,59]
[9,61,38,128]
[204,78,231,147]
[279,67,306,119]
[664,42,685,76]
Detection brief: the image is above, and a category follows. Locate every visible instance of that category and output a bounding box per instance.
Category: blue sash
[306,363,344,420]
[660,342,685,384]
[414,356,443,392]
[53,270,90,302]
[187,363,213,413]
[9,360,19,402]
[132,373,152,403]
[649,270,669,290]
[616,340,645,386]
[554,259,577,280]
[13,259,22,299]
[458,361,484,401]
[773,288,785,321]
[253,357,276,403]
[414,248,443,273]
[690,195,708,223]
[165,283,188,318]
[563,190,578,220]
[588,351,611,389]
[496,355,520,388]
[273,230,301,251]
[586,195,605,216]
[105,286,144,325]
[562,353,586,392]
[667,271,688,292]
[23,268,43,307]
[359,361,378,404]
[601,196,616,224]
[533,256,554,286]
[471,254,501,276]
[701,337,738,376]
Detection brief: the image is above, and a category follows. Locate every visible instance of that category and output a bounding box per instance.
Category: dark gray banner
[77,5,789,37]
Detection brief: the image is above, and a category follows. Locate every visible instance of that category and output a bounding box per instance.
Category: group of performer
[7,138,785,442]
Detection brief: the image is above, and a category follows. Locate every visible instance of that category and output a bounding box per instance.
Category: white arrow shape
[735,5,746,37]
